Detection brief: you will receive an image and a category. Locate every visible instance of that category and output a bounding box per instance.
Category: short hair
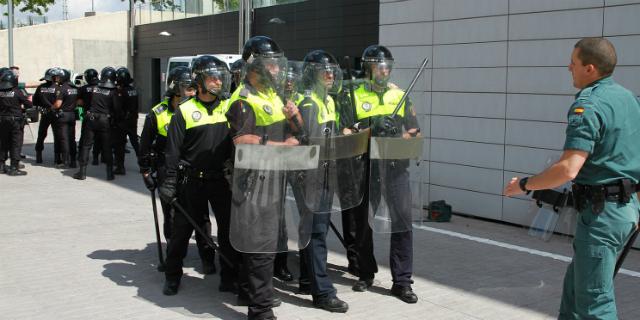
[574,38,617,76]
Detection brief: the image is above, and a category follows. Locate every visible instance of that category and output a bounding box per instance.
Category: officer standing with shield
[0,68,32,176]
[341,45,421,303]
[157,55,236,296]
[139,66,196,263]
[226,35,313,320]
[504,37,640,320]
[289,49,369,312]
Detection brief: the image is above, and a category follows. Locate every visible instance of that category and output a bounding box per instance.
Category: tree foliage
[0,0,55,15]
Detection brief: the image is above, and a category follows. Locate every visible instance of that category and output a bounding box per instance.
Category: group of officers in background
[0,64,139,179]
[138,35,421,320]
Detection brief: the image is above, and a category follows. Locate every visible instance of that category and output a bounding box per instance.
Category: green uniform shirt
[564,76,640,185]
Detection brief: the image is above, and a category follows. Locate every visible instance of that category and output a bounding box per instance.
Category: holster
[571,179,636,214]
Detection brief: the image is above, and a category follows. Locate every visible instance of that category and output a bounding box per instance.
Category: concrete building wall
[0,12,129,85]
[380,0,640,240]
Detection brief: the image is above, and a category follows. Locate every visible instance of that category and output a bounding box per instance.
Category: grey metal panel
[504,145,562,174]
[606,0,640,4]
[432,92,506,118]
[381,0,434,24]
[508,39,578,67]
[509,0,604,14]
[507,67,575,95]
[390,69,431,92]
[430,139,505,169]
[429,185,503,219]
[506,94,573,122]
[607,35,640,65]
[433,42,507,68]
[430,162,504,194]
[604,4,640,36]
[433,0,508,20]
[431,116,506,144]
[433,67,507,93]
[433,16,508,44]
[502,196,536,226]
[385,46,432,68]
[380,22,434,46]
[410,92,432,115]
[611,66,640,94]
[508,9,604,40]
[505,120,566,149]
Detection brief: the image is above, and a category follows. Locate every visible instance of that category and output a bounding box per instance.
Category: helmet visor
[303,62,343,96]
[200,67,232,98]
[247,56,288,93]
[364,59,394,87]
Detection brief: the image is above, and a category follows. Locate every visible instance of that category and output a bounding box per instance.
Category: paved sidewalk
[1,122,639,319]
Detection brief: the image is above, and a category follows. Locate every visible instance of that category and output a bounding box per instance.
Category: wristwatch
[519,177,531,195]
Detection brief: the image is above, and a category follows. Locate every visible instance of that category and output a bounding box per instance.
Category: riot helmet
[115,67,133,86]
[99,67,117,89]
[361,45,394,88]
[0,68,17,90]
[191,55,232,98]
[165,66,195,101]
[230,59,246,85]
[302,50,342,97]
[49,67,65,84]
[242,36,287,92]
[84,68,99,85]
[61,69,72,84]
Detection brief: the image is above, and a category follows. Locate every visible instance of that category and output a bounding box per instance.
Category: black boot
[162,279,180,296]
[36,151,43,164]
[274,252,293,282]
[7,165,27,176]
[113,165,126,175]
[73,166,87,180]
[54,152,62,165]
[69,158,77,168]
[106,165,115,181]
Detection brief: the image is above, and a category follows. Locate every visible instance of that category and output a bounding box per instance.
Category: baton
[614,217,640,278]
[150,189,166,271]
[169,199,233,267]
[329,221,346,249]
[390,57,429,119]
[344,56,360,128]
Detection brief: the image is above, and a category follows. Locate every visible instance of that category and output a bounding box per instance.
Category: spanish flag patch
[573,106,585,114]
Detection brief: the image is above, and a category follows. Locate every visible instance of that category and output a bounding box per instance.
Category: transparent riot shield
[230,143,319,253]
[296,130,369,213]
[368,136,424,233]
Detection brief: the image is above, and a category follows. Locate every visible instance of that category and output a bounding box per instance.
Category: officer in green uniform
[340,45,420,304]
[504,37,640,320]
[226,35,296,320]
[158,55,236,296]
[139,66,195,244]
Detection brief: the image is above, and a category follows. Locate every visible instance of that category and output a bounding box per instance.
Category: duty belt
[533,179,638,214]
[182,167,224,180]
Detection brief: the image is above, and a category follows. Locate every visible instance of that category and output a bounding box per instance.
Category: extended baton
[329,221,346,249]
[150,189,166,271]
[169,200,232,267]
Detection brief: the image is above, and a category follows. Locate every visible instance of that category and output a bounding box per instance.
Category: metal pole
[238,0,244,53]
[244,0,251,44]
[8,0,15,66]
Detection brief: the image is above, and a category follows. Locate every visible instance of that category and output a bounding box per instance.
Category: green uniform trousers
[558,197,638,320]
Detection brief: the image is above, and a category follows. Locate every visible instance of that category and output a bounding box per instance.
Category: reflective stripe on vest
[228,83,285,127]
[354,84,405,120]
[152,99,172,137]
[180,98,229,130]
[299,92,336,124]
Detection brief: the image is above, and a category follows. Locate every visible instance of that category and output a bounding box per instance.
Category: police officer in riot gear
[290,49,350,312]
[34,67,64,164]
[74,67,119,180]
[112,67,140,175]
[226,35,298,320]
[52,69,79,168]
[230,59,246,94]
[0,68,32,175]
[341,45,420,303]
[158,55,236,296]
[77,68,102,165]
[139,66,196,248]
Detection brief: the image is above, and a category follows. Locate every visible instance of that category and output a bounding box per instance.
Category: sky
[1,0,129,25]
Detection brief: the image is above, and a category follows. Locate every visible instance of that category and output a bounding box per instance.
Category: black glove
[373,116,397,137]
[142,171,156,191]
[158,176,177,204]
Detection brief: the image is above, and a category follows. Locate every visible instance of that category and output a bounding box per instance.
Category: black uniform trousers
[124,116,140,156]
[165,176,237,286]
[52,112,77,164]
[35,111,59,155]
[0,116,24,166]
[111,123,127,168]
[78,114,113,167]
[239,253,276,320]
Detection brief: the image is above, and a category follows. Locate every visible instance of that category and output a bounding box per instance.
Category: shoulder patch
[153,104,167,115]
